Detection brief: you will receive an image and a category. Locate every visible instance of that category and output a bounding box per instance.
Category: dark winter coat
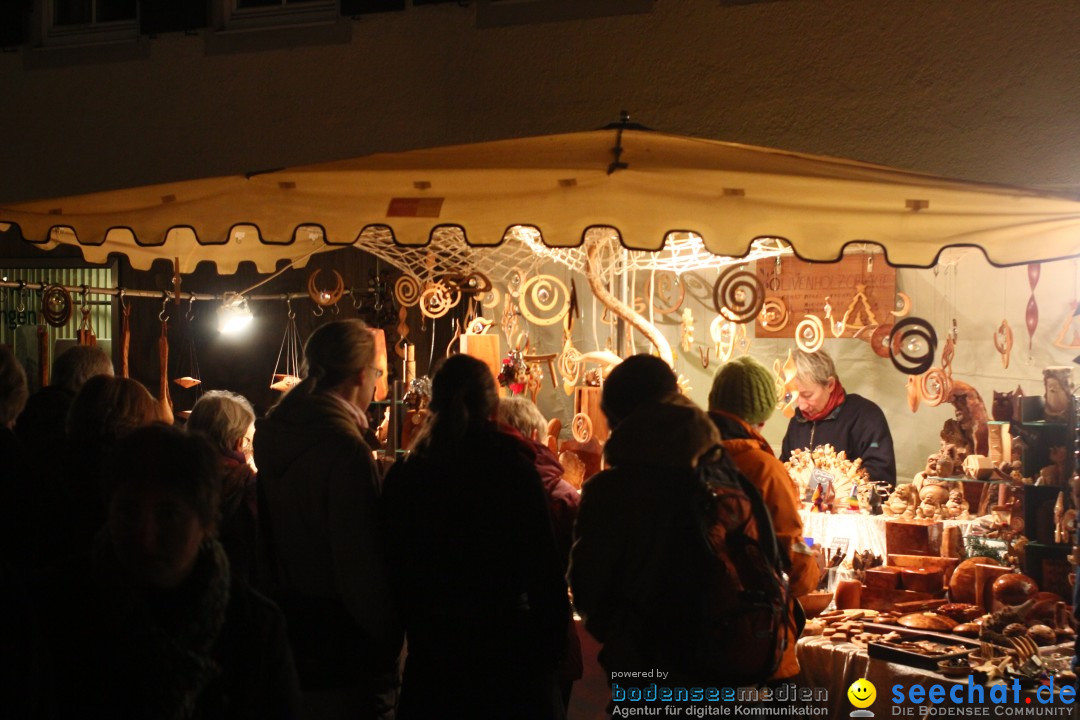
[383,420,569,720]
[253,390,402,688]
[781,393,897,489]
[568,394,723,684]
[218,450,258,583]
[31,538,301,720]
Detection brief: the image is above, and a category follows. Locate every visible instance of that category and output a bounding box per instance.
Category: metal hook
[80,285,91,311]
[285,296,295,319]
[159,292,170,322]
[352,288,363,311]
[16,281,27,313]
[186,295,197,321]
[312,303,324,317]
[117,288,128,313]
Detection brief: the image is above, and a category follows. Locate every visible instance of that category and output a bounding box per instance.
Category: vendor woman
[780,348,897,490]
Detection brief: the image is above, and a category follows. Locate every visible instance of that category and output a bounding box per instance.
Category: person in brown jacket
[707,355,820,682]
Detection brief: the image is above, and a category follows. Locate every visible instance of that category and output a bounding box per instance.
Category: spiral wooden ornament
[919,368,950,407]
[41,284,72,328]
[994,319,1013,369]
[571,413,593,443]
[394,274,422,307]
[645,271,686,316]
[713,267,765,324]
[419,281,457,319]
[888,318,938,375]
[795,314,825,353]
[758,297,789,331]
[518,274,570,326]
[307,269,345,308]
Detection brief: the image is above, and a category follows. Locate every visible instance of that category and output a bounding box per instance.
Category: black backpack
[689,448,792,686]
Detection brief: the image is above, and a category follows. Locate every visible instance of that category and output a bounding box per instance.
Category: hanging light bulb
[218,293,253,335]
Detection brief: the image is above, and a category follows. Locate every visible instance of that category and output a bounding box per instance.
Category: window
[44,0,138,45]
[222,0,338,31]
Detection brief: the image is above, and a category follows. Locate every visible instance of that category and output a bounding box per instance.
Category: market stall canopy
[3,128,1080,274]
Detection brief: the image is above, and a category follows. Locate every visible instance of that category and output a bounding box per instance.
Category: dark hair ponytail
[409,355,498,457]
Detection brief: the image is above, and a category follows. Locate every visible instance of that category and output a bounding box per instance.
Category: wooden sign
[756,254,896,339]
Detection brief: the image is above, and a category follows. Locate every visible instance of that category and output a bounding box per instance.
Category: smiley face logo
[847,678,876,709]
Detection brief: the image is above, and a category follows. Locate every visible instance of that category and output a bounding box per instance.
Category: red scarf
[802,381,846,422]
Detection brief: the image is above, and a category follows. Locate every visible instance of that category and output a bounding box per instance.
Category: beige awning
[3,128,1079,273]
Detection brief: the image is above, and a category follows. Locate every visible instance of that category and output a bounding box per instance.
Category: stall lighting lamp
[218,294,253,335]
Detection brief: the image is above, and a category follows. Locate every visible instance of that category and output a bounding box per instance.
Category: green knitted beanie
[707,355,777,425]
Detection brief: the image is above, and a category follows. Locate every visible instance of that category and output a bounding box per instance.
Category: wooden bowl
[800,591,833,619]
[938,658,973,678]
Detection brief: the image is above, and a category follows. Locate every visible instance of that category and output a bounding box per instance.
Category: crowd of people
[0,321,884,719]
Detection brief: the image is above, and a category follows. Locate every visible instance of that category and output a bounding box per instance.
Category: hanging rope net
[354,225,792,282]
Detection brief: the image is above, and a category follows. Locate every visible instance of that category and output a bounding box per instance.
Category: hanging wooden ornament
[271,300,303,391]
[774,349,798,418]
[795,314,825,353]
[888,318,937,375]
[709,315,738,363]
[571,413,593,443]
[507,267,526,298]
[158,298,174,423]
[699,346,710,370]
[518,274,570,326]
[419,281,457,319]
[394,274,422,307]
[758,297,789,331]
[994,319,1014,368]
[1025,262,1040,351]
[890,292,912,318]
[906,375,921,412]
[76,288,96,347]
[41,284,72,328]
[680,308,695,352]
[119,291,131,378]
[823,296,850,338]
[919,368,950,407]
[173,298,202,392]
[713,266,764,324]
[869,323,894,358]
[838,284,878,334]
[308,269,346,310]
[645,271,685,316]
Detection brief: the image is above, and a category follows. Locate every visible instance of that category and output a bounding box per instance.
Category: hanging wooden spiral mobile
[869,323,894,358]
[394,274,422,307]
[645,271,685,316]
[888,318,938,375]
[41,284,73,328]
[713,267,765,324]
[419,281,457,319]
[758,297,789,331]
[795,314,825,353]
[518,274,570,326]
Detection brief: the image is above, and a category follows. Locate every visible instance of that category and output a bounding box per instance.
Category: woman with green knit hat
[707,355,819,683]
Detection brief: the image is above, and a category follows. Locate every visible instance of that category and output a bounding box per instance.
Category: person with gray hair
[254,319,401,719]
[497,395,583,710]
[780,347,896,490]
[0,344,28,431]
[15,344,113,454]
[187,390,259,581]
